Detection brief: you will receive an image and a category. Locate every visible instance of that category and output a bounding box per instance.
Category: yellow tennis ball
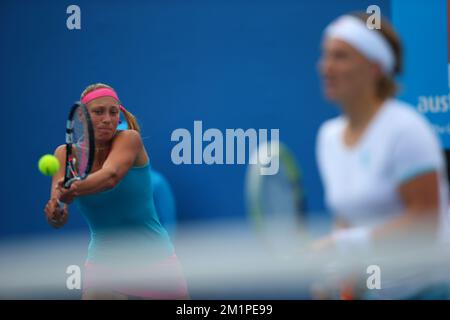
[38,154,60,176]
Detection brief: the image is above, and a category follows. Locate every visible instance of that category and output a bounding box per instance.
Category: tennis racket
[245,141,308,258]
[57,101,95,207]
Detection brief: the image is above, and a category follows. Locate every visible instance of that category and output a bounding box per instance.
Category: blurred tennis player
[315,13,449,299]
[44,83,188,300]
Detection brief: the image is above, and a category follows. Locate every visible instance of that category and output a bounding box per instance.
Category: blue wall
[0,0,390,238]
[392,0,450,148]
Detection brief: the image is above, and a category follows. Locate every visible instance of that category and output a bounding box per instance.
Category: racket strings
[67,156,79,177]
[71,108,91,177]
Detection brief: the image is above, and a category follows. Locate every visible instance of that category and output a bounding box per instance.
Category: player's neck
[95,142,111,153]
[342,94,384,132]
[93,144,111,167]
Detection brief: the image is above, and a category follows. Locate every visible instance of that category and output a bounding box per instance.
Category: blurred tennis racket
[245,141,308,258]
[57,101,95,207]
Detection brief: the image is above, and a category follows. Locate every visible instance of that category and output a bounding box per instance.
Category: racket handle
[57,199,66,210]
[49,199,66,224]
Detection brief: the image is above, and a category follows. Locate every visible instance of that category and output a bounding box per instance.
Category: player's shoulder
[317,115,345,144]
[109,130,143,153]
[54,144,66,154]
[382,99,435,135]
[113,129,142,144]
[53,144,67,163]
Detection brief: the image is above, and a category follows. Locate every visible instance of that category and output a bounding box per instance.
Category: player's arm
[312,171,440,255]
[371,120,442,247]
[51,145,67,199]
[372,171,439,244]
[44,145,68,228]
[324,171,440,252]
[60,130,143,200]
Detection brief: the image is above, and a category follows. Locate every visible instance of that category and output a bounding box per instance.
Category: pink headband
[81,88,126,112]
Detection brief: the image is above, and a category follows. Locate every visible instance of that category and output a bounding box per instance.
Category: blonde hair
[81,83,141,132]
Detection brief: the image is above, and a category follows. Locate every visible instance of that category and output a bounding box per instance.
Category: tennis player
[315,13,449,299]
[152,170,178,237]
[44,83,188,299]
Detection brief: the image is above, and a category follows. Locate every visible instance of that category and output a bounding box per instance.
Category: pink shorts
[83,254,189,299]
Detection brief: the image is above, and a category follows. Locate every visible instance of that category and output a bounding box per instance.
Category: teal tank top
[74,163,174,264]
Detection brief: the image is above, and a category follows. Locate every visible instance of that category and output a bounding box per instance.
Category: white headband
[324,15,395,75]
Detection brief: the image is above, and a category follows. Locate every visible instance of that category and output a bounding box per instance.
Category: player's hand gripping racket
[57,101,95,208]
